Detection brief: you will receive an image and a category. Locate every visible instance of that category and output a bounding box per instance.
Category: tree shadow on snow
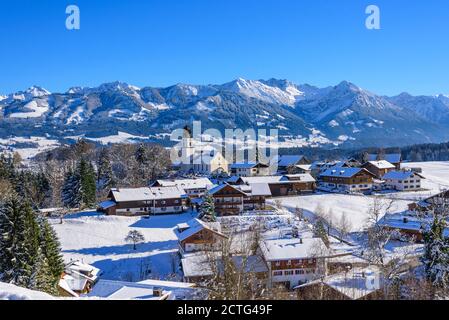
[63,240,178,256]
[129,212,197,229]
[92,251,181,282]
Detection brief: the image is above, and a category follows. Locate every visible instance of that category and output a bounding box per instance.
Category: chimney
[153,288,164,297]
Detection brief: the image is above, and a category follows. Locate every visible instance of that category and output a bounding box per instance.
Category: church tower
[182,125,195,159]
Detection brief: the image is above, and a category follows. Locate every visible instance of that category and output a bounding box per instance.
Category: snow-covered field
[273,161,449,232]
[0,282,54,300]
[405,161,449,192]
[271,194,410,232]
[52,211,197,282]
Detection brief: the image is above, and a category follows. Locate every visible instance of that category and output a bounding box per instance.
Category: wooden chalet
[362,160,396,179]
[276,155,311,173]
[176,218,228,254]
[259,238,330,289]
[230,162,270,177]
[208,184,247,216]
[152,178,213,198]
[368,153,402,170]
[235,174,316,197]
[99,186,187,216]
[320,168,376,192]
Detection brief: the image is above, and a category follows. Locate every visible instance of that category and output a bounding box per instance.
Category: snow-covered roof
[277,155,307,167]
[66,261,101,280]
[154,178,213,190]
[320,168,370,178]
[181,252,217,279]
[368,153,402,163]
[231,162,257,169]
[110,186,185,202]
[208,184,246,196]
[232,255,268,274]
[366,160,396,169]
[295,164,312,171]
[176,219,226,242]
[296,266,382,300]
[237,183,272,197]
[282,174,316,183]
[239,174,315,185]
[60,274,88,293]
[382,170,425,180]
[87,279,173,300]
[259,238,330,261]
[58,277,82,297]
[98,200,116,209]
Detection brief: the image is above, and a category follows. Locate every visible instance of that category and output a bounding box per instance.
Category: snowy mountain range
[1,78,449,158]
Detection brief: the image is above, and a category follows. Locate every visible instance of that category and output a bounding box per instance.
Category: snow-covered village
[2,1,449,310]
[2,129,449,301]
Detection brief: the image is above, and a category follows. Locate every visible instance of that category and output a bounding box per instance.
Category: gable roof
[230,162,269,169]
[277,155,307,167]
[320,168,375,179]
[259,238,330,261]
[176,219,227,242]
[238,174,315,185]
[235,183,272,197]
[368,153,402,163]
[110,186,185,202]
[153,178,213,190]
[366,160,396,170]
[208,183,247,196]
[383,170,425,180]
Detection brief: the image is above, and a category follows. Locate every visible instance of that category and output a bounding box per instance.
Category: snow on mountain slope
[1,78,449,156]
[0,282,55,300]
[9,99,50,118]
[387,93,449,124]
[219,78,302,106]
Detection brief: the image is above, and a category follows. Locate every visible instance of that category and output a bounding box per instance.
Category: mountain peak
[335,81,360,92]
[25,85,51,97]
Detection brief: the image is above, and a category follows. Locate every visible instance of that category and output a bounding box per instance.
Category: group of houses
[315,153,425,194]
[379,190,449,242]
[98,151,426,217]
[57,260,197,300]
[174,217,343,290]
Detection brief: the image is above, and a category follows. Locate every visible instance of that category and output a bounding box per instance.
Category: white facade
[321,182,372,192]
[116,204,184,216]
[383,171,424,191]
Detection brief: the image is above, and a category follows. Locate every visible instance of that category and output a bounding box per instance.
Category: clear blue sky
[0,0,448,96]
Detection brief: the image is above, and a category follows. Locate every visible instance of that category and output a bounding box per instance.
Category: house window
[275,261,281,267]
[273,271,283,276]
[284,271,294,276]
[287,260,292,266]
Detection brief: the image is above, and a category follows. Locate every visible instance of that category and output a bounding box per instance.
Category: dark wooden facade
[362,162,394,179]
[321,170,375,186]
[211,184,246,216]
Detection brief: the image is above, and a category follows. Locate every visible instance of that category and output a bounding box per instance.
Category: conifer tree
[200,194,216,222]
[422,204,449,290]
[313,219,329,247]
[79,159,96,207]
[97,148,114,190]
[39,218,65,288]
[61,169,81,208]
[0,196,28,285]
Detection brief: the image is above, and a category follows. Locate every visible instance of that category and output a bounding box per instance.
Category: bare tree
[365,198,395,265]
[294,206,303,221]
[125,230,145,250]
[336,212,352,242]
